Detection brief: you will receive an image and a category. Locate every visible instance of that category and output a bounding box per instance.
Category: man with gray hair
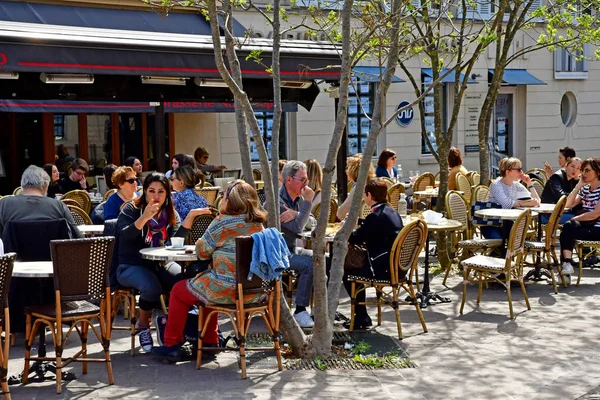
[279,160,316,328]
[0,165,81,238]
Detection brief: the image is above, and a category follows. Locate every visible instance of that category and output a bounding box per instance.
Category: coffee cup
[171,237,184,248]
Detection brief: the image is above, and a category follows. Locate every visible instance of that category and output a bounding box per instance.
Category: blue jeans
[288,249,314,308]
[540,213,576,225]
[480,226,503,239]
[117,262,183,311]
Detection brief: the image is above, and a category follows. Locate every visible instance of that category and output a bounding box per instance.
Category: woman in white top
[305,159,323,210]
[482,157,540,239]
[558,157,600,281]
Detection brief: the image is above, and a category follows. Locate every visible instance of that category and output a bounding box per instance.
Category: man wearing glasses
[57,158,90,194]
[279,160,316,328]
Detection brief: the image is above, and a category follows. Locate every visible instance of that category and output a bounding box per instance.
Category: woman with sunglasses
[375,149,398,179]
[115,173,212,352]
[152,180,266,360]
[482,157,540,239]
[104,166,139,220]
[540,157,582,224]
[170,165,208,220]
[558,157,600,282]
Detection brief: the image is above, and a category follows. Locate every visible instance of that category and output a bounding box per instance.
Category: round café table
[300,223,343,250]
[8,261,76,385]
[474,208,538,248]
[140,245,198,263]
[414,218,464,308]
[77,225,105,237]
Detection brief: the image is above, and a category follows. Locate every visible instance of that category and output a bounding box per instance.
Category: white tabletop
[517,203,558,214]
[77,225,105,236]
[300,223,343,243]
[13,261,53,278]
[475,208,538,221]
[424,218,464,232]
[413,190,439,197]
[139,245,198,262]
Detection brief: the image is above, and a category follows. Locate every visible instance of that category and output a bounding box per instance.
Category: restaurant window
[54,114,65,140]
[250,112,287,162]
[347,80,374,155]
[421,76,448,156]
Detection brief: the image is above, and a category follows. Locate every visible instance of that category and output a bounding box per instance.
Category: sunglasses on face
[125,178,137,184]
[511,168,523,172]
[291,176,308,184]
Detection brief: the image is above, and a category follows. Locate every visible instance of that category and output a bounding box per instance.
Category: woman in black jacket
[541,157,582,223]
[115,172,209,352]
[343,178,403,328]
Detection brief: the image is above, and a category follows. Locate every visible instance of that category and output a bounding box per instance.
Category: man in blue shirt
[279,160,316,328]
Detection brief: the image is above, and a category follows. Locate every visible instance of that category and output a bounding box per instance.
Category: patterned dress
[172,188,209,220]
[187,214,264,305]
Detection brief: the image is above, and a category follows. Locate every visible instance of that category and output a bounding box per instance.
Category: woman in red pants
[152,180,266,359]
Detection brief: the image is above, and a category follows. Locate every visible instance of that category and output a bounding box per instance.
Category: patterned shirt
[187,214,264,305]
[172,188,208,220]
[488,179,531,209]
[578,184,600,228]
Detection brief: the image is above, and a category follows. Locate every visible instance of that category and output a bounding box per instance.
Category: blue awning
[353,67,404,83]
[422,68,477,84]
[488,69,546,85]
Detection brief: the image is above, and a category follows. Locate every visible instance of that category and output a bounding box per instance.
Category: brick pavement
[6,266,600,399]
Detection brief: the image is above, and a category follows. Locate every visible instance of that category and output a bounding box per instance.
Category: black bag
[344,243,368,270]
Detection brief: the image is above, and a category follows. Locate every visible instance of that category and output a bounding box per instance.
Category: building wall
[173,113,222,164]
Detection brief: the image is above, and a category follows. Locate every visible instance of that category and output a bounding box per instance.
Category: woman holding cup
[115,173,212,352]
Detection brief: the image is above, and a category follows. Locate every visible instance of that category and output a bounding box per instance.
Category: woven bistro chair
[348,219,428,339]
[471,172,481,186]
[524,196,567,293]
[103,188,118,202]
[530,179,545,198]
[455,172,473,205]
[473,185,490,202]
[197,236,283,379]
[525,168,548,185]
[67,204,93,225]
[252,168,262,181]
[23,237,115,394]
[61,190,91,214]
[575,240,600,286]
[387,183,406,212]
[60,198,80,208]
[412,172,435,213]
[443,191,502,286]
[188,214,216,245]
[195,187,220,207]
[460,209,532,319]
[0,253,15,400]
[12,187,23,196]
[360,200,371,219]
[382,177,395,188]
[312,198,338,223]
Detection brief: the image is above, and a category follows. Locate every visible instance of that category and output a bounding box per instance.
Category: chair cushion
[524,241,545,250]
[575,240,600,247]
[26,300,100,319]
[461,254,511,271]
[459,238,502,248]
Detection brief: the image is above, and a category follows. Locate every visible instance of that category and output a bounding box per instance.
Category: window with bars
[347,80,374,156]
[250,112,287,162]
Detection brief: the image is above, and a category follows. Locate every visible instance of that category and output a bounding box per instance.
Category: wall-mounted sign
[396,101,414,127]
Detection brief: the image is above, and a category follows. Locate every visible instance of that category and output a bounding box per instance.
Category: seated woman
[104,166,138,221]
[559,157,600,281]
[482,157,540,239]
[43,163,60,198]
[375,149,398,180]
[152,181,266,359]
[305,159,323,209]
[540,157,582,224]
[166,153,196,179]
[342,178,403,328]
[337,154,375,220]
[448,147,468,191]
[171,165,208,220]
[124,156,144,186]
[544,146,576,179]
[115,172,209,351]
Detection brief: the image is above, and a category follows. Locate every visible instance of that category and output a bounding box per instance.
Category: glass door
[492,92,514,158]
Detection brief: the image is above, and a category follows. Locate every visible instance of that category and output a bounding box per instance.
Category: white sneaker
[563,275,572,286]
[294,311,314,328]
[561,262,574,276]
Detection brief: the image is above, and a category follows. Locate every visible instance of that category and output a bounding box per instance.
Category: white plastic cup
[171,237,184,248]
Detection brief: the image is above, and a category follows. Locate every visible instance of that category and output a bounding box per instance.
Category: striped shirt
[578,184,600,228]
[488,179,531,209]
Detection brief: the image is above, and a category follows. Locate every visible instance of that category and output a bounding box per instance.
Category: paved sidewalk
[7,266,600,399]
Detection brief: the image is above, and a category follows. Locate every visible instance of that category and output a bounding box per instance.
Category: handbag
[344,243,368,270]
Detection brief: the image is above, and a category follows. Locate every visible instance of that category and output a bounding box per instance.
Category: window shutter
[479,0,492,18]
[529,0,541,13]
[411,0,421,8]
[554,49,562,72]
